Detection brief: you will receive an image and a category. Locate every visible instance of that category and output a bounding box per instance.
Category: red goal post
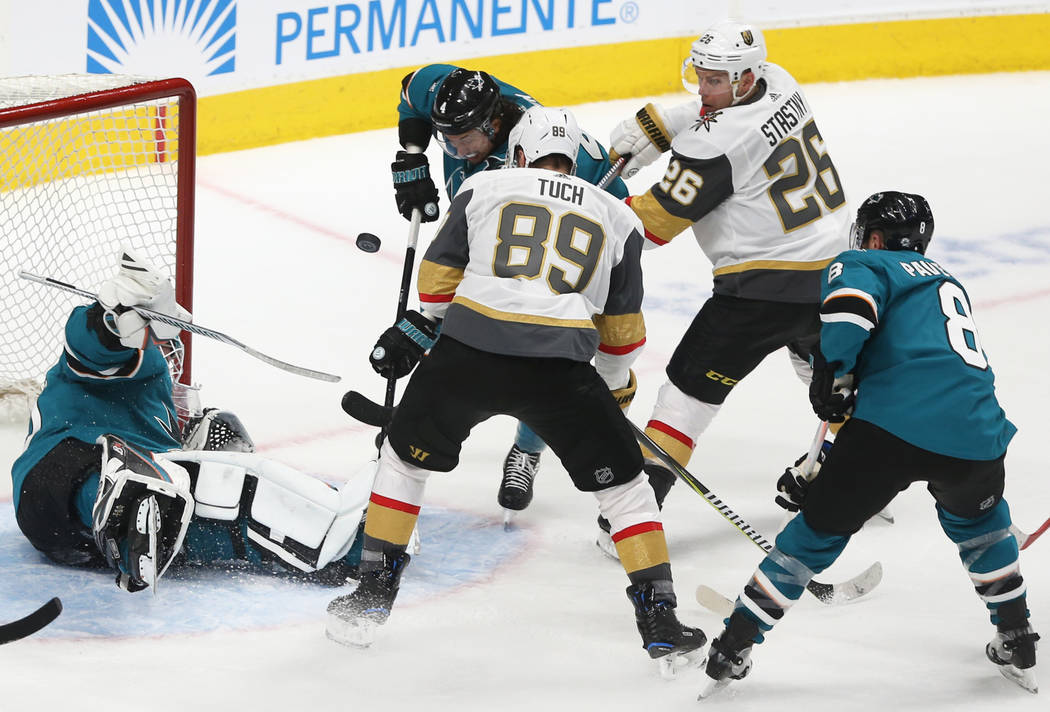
[0,75,196,420]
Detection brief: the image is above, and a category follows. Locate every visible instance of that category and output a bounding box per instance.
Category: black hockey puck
[355,232,381,253]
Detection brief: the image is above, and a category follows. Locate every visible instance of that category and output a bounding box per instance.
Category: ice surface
[1,72,1047,711]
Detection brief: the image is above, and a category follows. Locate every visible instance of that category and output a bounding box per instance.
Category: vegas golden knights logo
[740,30,754,45]
[408,446,430,462]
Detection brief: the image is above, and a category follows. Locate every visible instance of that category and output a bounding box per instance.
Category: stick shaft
[597,155,626,190]
[378,207,423,449]
[18,271,339,383]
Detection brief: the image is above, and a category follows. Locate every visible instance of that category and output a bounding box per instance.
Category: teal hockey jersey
[11,304,181,515]
[398,63,628,199]
[819,248,1015,460]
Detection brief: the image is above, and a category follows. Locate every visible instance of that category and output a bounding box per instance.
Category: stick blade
[695,585,735,617]
[341,390,393,428]
[806,561,883,605]
[0,597,62,645]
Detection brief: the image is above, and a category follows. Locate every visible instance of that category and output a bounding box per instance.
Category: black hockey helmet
[851,191,934,254]
[431,68,501,137]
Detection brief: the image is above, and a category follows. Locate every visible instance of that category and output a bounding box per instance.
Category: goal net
[0,75,195,423]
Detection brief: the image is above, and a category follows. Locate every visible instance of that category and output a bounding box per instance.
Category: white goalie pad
[161,451,375,572]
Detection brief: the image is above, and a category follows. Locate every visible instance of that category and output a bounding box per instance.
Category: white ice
[1,72,1048,711]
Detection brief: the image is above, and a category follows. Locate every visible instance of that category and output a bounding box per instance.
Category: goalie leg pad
[165,451,374,573]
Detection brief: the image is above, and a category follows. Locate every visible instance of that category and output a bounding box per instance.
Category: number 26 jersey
[629,63,851,303]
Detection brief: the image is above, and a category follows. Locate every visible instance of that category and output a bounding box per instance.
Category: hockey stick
[629,421,882,607]
[18,271,340,383]
[375,205,423,450]
[0,597,62,645]
[596,155,627,190]
[773,420,830,534]
[1013,516,1050,551]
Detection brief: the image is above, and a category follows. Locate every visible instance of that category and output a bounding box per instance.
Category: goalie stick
[0,597,62,645]
[18,271,340,383]
[628,421,882,608]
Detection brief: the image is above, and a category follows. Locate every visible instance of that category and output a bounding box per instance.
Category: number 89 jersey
[820,248,1015,460]
[417,166,646,363]
[629,63,850,303]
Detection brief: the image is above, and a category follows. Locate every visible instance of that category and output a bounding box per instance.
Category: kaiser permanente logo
[87,0,237,76]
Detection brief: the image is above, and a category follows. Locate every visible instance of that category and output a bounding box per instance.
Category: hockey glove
[809,356,855,423]
[391,150,440,223]
[97,250,189,348]
[608,101,698,178]
[610,369,638,411]
[369,310,439,379]
[774,440,832,512]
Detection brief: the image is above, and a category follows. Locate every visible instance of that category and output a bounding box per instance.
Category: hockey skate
[987,625,1040,693]
[325,551,410,648]
[627,582,707,679]
[499,445,540,529]
[698,612,759,699]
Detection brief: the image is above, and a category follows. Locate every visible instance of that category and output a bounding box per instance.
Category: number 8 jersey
[628,63,851,303]
[820,248,1015,460]
[417,166,646,365]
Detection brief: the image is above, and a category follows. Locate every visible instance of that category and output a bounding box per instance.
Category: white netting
[0,74,192,422]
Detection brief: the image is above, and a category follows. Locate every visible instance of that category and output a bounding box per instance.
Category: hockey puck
[355,232,381,253]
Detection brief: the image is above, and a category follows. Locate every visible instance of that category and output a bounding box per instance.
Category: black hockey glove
[369,310,439,379]
[808,355,855,423]
[774,440,832,512]
[391,150,439,223]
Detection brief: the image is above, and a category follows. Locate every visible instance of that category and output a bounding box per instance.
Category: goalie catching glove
[97,249,190,349]
[369,309,439,379]
[775,440,833,513]
[608,100,699,178]
[391,150,440,223]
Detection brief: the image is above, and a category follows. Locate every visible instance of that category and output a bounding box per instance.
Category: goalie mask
[92,435,194,593]
[682,22,766,104]
[505,106,582,174]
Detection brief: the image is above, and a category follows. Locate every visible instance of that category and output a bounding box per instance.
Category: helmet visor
[681,58,734,98]
[849,221,866,250]
[434,124,495,161]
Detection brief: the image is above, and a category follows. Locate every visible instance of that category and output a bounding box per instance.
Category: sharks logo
[87,0,236,76]
[153,402,181,445]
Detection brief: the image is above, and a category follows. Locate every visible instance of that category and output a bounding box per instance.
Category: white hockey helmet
[505,105,582,174]
[682,21,767,102]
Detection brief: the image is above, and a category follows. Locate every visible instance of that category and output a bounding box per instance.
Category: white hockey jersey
[628,63,851,303]
[417,167,646,366]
